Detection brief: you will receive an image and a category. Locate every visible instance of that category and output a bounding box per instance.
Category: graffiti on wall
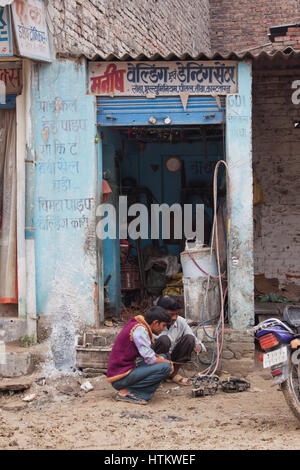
[36,96,95,234]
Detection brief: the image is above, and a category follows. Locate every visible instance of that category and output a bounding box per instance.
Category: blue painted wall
[32,59,98,326]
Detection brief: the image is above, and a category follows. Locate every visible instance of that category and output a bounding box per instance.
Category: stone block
[76,347,112,370]
[223,329,254,343]
[226,342,255,355]
[0,318,27,343]
[0,352,34,378]
[220,358,255,377]
[221,350,235,360]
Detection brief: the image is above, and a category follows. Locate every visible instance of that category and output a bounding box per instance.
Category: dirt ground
[0,360,300,451]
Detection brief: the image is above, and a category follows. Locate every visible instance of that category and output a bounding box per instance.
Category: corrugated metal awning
[87,47,300,62]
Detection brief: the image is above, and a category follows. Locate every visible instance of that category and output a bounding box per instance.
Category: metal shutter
[97,95,225,126]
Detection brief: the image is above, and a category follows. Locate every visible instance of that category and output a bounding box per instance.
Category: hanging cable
[191,159,231,378]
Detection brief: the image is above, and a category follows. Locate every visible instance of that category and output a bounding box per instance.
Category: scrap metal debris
[221,378,250,393]
[191,375,251,397]
[192,375,220,397]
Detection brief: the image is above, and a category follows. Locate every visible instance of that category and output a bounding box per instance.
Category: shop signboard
[0,61,22,94]
[0,5,13,56]
[89,61,238,97]
[11,0,51,62]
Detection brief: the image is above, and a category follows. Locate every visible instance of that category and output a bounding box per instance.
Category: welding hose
[207,160,231,375]
[195,286,228,367]
[195,160,231,377]
[187,251,226,279]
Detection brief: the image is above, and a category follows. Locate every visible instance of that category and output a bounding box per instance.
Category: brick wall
[271,26,300,50]
[47,0,211,58]
[210,0,300,54]
[253,69,300,287]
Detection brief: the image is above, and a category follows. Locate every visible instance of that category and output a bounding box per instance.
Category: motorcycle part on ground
[192,375,220,397]
[221,378,250,393]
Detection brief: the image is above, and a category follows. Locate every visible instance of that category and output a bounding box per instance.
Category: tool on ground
[220,377,250,393]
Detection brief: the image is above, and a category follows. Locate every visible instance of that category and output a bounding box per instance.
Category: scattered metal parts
[221,378,250,393]
[192,375,220,397]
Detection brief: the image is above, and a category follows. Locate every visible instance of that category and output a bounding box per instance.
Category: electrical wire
[45,0,66,38]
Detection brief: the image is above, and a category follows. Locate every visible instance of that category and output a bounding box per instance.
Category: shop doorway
[0,107,18,316]
[101,124,227,321]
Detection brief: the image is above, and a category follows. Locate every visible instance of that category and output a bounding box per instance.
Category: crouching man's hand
[194,343,202,354]
[155,354,174,375]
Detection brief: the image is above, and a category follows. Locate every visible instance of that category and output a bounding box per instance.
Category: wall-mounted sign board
[89,61,238,97]
[0,5,13,56]
[11,0,51,62]
[0,61,22,94]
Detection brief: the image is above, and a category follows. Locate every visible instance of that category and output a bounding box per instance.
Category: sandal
[170,374,193,386]
[116,392,148,405]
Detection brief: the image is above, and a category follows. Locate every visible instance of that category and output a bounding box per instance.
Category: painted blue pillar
[226,61,254,330]
[102,139,121,316]
[33,59,98,327]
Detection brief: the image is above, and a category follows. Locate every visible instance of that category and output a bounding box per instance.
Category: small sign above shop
[0,5,13,56]
[11,0,51,62]
[0,62,22,94]
[89,61,238,97]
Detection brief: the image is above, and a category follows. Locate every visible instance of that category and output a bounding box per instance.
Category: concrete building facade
[2,0,300,376]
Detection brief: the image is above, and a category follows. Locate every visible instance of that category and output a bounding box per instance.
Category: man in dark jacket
[107,306,173,405]
[153,295,205,386]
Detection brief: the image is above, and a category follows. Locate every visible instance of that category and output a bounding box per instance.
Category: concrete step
[0,342,47,378]
[0,317,27,343]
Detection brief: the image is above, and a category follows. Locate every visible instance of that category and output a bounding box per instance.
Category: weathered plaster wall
[47,0,211,58]
[32,58,98,343]
[253,69,300,287]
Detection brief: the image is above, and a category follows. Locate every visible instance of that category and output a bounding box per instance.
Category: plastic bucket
[180,240,218,278]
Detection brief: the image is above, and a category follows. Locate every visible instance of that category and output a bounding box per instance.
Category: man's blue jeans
[112,359,171,401]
